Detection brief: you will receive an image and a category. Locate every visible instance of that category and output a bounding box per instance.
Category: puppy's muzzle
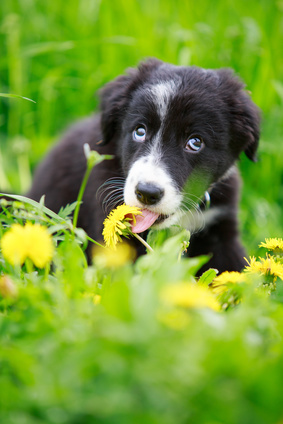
[135,182,164,206]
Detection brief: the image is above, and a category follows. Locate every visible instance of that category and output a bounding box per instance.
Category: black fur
[26,59,260,273]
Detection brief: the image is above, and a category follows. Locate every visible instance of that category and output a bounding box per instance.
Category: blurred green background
[0,0,283,254]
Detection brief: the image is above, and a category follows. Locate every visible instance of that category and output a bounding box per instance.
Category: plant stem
[25,257,34,274]
[44,263,50,281]
[72,165,92,230]
[86,235,105,249]
[133,233,154,252]
[72,148,113,231]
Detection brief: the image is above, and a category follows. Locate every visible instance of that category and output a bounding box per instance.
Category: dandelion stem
[86,235,105,249]
[133,233,154,252]
[25,257,34,274]
[44,263,50,281]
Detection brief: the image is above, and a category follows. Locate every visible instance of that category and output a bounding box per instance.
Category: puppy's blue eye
[133,126,146,142]
[185,136,203,152]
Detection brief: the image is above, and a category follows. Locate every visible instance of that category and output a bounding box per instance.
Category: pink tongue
[131,209,160,233]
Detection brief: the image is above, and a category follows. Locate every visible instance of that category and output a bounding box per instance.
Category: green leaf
[159,229,191,257]
[198,268,219,286]
[0,93,36,103]
[58,202,78,219]
[147,228,176,249]
[0,193,68,224]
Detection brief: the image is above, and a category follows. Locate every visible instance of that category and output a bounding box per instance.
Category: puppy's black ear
[217,69,261,162]
[99,58,162,145]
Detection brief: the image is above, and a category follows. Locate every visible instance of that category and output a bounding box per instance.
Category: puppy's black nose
[135,182,164,206]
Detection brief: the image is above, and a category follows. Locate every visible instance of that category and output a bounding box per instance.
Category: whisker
[103,194,124,213]
[97,176,125,192]
[96,176,126,213]
[106,197,124,210]
[98,185,124,197]
[97,178,125,204]
[97,183,125,199]
[102,190,124,204]
[103,188,124,205]
[179,195,206,232]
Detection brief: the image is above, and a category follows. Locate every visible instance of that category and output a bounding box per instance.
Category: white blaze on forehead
[148,80,179,119]
[144,79,181,166]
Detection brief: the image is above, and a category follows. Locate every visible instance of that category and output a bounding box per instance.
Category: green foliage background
[1,1,283,423]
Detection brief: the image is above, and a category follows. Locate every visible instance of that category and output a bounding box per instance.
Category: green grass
[0,0,282,254]
[1,2,283,415]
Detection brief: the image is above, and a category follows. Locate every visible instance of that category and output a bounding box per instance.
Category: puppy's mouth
[131,209,170,233]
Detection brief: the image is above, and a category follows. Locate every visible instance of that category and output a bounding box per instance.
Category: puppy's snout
[135,182,164,206]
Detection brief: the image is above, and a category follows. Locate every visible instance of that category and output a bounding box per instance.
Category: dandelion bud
[83,143,114,170]
[0,275,18,298]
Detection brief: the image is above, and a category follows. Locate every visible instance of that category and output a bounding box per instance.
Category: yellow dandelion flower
[210,271,246,294]
[93,242,136,268]
[161,282,220,311]
[157,308,191,330]
[245,255,283,281]
[102,204,142,249]
[214,271,246,285]
[93,294,101,305]
[260,238,283,254]
[82,292,101,305]
[1,223,54,268]
[1,224,27,265]
[24,223,54,268]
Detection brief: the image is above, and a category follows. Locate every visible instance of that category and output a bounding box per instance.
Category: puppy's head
[99,59,260,232]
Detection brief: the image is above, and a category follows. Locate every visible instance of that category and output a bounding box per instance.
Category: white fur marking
[149,80,178,119]
[143,80,180,167]
[220,165,237,182]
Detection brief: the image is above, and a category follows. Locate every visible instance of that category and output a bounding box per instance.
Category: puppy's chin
[150,210,182,230]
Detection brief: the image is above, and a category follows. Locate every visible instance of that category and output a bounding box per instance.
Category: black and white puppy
[27,58,260,273]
